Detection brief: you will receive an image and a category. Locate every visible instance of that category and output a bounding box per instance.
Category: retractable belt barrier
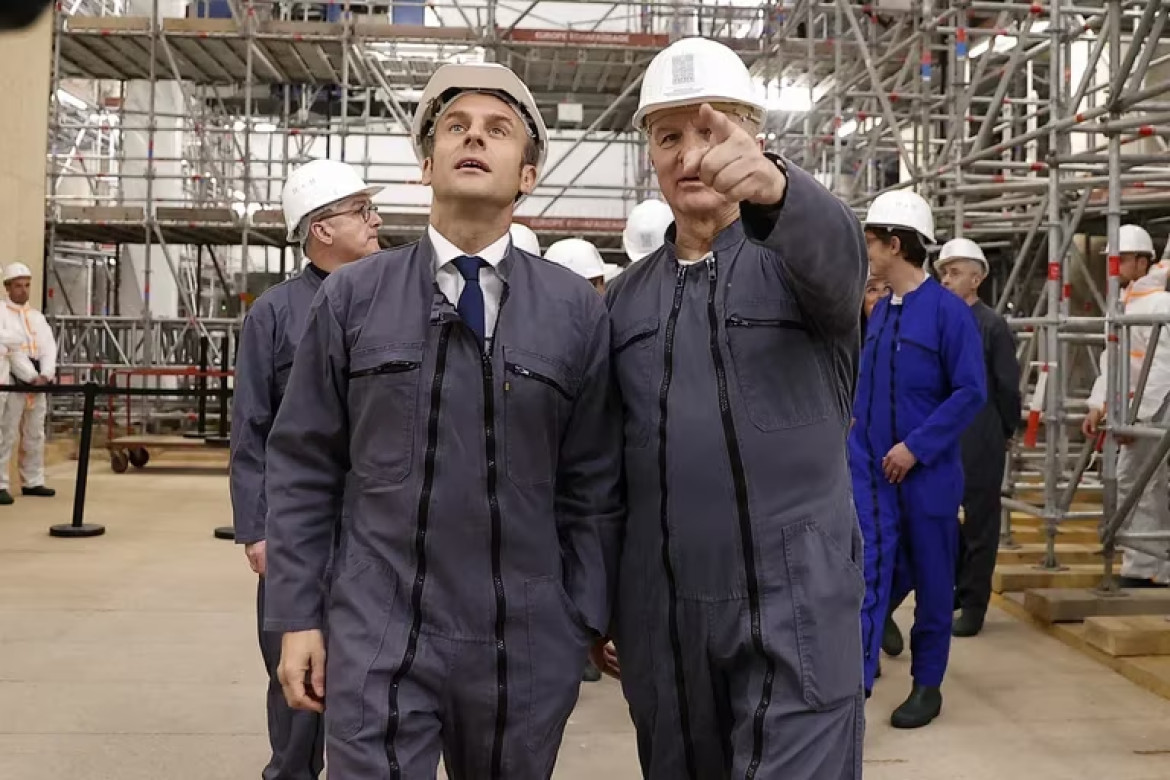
[0,382,232,538]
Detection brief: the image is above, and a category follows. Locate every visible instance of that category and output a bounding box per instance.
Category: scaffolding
[41,1,1170,575]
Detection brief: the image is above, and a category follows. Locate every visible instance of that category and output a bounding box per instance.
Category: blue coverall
[848,277,986,695]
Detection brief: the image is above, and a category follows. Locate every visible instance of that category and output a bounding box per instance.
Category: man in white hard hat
[509,221,541,255]
[0,263,58,506]
[546,237,607,293]
[1084,224,1170,587]
[850,191,985,728]
[602,36,867,778]
[229,157,383,780]
[933,239,1021,638]
[263,62,622,777]
[622,198,674,263]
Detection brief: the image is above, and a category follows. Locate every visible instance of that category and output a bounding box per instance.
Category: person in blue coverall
[849,190,986,729]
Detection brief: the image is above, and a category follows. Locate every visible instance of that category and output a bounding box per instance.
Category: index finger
[700,102,741,145]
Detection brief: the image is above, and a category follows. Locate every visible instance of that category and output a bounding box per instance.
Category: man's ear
[420,157,433,187]
[518,163,537,197]
[310,220,333,246]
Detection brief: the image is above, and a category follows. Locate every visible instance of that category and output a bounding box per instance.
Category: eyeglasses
[323,202,379,223]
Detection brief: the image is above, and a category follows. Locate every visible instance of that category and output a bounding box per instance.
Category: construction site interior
[4,0,1170,778]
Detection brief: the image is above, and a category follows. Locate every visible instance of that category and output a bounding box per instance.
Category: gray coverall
[229,267,328,780]
[605,161,868,779]
[263,241,624,779]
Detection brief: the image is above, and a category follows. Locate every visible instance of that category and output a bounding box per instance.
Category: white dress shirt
[428,225,511,340]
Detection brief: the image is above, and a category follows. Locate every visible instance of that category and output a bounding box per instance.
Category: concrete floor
[3,459,1170,779]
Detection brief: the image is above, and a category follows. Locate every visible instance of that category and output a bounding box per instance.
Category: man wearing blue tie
[262,62,624,779]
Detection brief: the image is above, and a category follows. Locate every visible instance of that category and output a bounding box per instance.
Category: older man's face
[5,277,30,306]
[937,258,985,302]
[646,104,751,217]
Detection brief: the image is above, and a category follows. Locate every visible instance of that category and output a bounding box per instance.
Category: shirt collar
[427,225,511,273]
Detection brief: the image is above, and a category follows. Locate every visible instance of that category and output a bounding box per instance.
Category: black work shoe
[0,490,12,505]
[882,614,904,657]
[1117,575,1169,589]
[890,684,943,729]
[21,486,55,497]
[582,660,602,683]
[952,609,985,637]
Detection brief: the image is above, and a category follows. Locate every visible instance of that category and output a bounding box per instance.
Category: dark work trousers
[257,576,325,780]
[955,452,1005,616]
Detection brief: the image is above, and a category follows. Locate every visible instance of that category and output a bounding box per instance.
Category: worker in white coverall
[1084,224,1170,586]
[0,262,58,505]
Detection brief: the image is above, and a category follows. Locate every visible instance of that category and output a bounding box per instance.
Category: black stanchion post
[196,335,209,436]
[213,334,235,541]
[50,382,106,538]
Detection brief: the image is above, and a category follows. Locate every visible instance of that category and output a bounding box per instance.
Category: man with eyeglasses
[263,63,622,778]
[229,158,382,780]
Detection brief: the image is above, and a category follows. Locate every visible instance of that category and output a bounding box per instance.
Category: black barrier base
[182,432,208,440]
[214,525,235,540]
[204,436,230,448]
[50,523,106,538]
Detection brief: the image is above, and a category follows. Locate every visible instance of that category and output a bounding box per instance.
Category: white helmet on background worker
[3,262,32,283]
[411,62,549,179]
[935,238,988,274]
[864,190,936,247]
[545,238,606,282]
[281,159,383,242]
[509,223,541,256]
[632,37,767,132]
[603,262,624,283]
[622,199,675,262]
[1106,224,1156,257]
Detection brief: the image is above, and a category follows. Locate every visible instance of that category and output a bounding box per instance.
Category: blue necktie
[452,255,487,344]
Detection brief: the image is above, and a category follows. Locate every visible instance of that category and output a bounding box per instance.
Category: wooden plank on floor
[997,543,1100,565]
[993,563,1103,593]
[1084,615,1170,657]
[1023,587,1170,623]
[1007,526,1098,544]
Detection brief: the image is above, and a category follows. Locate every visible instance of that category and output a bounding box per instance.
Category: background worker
[1083,224,1170,587]
[229,158,383,780]
[509,222,541,255]
[0,263,58,506]
[263,62,623,778]
[545,237,608,293]
[850,191,985,728]
[621,198,674,264]
[934,238,1022,637]
[604,36,867,779]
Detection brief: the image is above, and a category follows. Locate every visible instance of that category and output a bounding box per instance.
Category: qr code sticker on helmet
[671,53,695,86]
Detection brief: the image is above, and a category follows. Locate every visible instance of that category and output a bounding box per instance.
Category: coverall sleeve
[903,299,988,467]
[556,302,624,637]
[7,346,38,383]
[228,303,276,545]
[990,317,1022,440]
[263,286,351,633]
[739,159,868,337]
[1086,348,1107,412]
[33,313,57,379]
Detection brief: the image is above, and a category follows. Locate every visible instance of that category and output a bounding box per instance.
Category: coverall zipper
[657,262,698,780]
[385,325,451,778]
[505,362,571,400]
[705,256,774,779]
[349,360,422,379]
[485,285,511,780]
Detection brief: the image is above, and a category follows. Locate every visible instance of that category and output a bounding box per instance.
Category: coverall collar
[663,217,747,262]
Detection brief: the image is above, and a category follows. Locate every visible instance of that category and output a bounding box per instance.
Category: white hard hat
[281,159,383,242]
[622,199,675,262]
[509,223,541,256]
[864,190,936,246]
[412,63,548,179]
[935,238,988,274]
[545,238,606,281]
[3,262,32,283]
[603,262,624,283]
[1106,224,1156,257]
[632,37,767,132]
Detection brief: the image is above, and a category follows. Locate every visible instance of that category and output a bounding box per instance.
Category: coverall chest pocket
[503,346,577,487]
[725,298,831,431]
[896,324,945,395]
[612,317,659,449]
[347,344,424,484]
